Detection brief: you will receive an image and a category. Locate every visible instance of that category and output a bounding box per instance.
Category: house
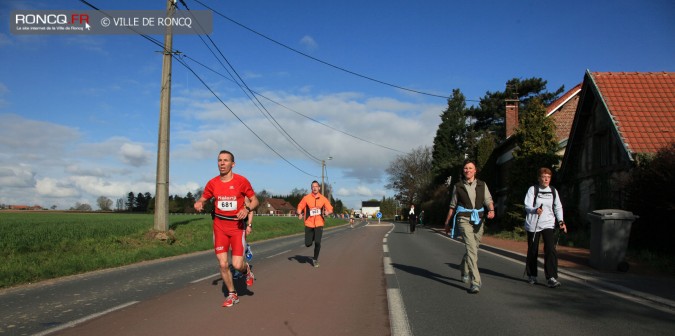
[259,198,296,216]
[489,84,581,215]
[559,71,675,224]
[361,201,381,218]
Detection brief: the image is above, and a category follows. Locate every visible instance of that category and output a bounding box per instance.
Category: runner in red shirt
[297,180,333,268]
[194,150,259,308]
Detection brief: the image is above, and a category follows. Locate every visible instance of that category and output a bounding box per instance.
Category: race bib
[217,200,237,211]
[309,207,322,217]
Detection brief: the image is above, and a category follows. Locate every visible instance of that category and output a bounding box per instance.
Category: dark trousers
[305,226,323,260]
[409,215,416,233]
[526,228,558,279]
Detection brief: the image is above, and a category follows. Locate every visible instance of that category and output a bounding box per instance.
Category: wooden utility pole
[154,0,175,232]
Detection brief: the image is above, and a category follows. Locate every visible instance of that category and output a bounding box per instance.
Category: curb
[430,228,675,311]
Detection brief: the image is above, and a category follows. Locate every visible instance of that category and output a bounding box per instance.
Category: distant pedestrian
[524,167,567,288]
[194,150,259,308]
[409,205,416,233]
[297,180,334,267]
[444,159,495,294]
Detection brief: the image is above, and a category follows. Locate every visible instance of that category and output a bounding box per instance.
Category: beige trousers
[458,217,484,287]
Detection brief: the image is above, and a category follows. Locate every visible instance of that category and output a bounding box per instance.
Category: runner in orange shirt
[297,180,334,267]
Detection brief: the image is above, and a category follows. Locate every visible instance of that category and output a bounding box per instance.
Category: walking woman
[524,167,567,288]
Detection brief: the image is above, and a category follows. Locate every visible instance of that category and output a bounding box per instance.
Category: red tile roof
[547,83,582,142]
[264,198,295,211]
[590,72,675,154]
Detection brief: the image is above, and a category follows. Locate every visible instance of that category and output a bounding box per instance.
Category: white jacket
[524,186,564,232]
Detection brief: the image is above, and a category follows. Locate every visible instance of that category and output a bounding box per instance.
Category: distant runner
[297,180,334,268]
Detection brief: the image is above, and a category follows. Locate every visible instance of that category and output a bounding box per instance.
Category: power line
[192,0,474,101]
[79,0,318,178]
[183,55,406,153]
[178,0,322,164]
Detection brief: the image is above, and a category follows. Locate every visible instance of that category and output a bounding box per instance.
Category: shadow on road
[391,263,467,291]
[288,255,314,266]
[210,277,255,297]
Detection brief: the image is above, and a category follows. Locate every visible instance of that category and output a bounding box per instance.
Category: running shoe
[313,259,320,268]
[222,292,239,307]
[462,275,470,284]
[468,285,480,294]
[547,277,561,288]
[245,263,255,286]
[528,276,537,285]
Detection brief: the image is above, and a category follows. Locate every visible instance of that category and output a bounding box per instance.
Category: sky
[0,0,673,211]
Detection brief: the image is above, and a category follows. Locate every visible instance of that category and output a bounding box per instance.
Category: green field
[0,212,346,289]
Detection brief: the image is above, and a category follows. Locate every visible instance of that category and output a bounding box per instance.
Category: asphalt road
[385,222,675,336]
[3,221,674,336]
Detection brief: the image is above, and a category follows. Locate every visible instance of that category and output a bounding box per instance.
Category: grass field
[0,212,346,289]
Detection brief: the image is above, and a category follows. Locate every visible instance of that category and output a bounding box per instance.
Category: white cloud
[300,35,318,50]
[119,143,151,167]
[36,177,80,197]
[0,164,35,188]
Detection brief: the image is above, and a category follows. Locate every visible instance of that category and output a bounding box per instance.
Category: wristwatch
[245,205,251,212]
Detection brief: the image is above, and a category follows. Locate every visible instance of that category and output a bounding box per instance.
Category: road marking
[267,249,292,258]
[383,245,389,253]
[191,273,220,283]
[387,288,412,336]
[384,256,394,275]
[33,301,139,336]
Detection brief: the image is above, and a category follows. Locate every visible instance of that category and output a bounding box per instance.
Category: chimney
[505,99,519,139]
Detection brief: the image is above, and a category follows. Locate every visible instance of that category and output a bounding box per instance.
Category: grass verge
[0,212,344,289]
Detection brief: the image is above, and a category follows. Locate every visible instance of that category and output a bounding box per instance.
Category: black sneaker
[547,277,561,288]
[528,276,537,285]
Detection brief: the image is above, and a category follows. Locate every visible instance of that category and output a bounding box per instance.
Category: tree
[71,202,92,211]
[625,143,675,253]
[126,192,135,212]
[469,77,565,140]
[385,146,433,206]
[431,89,469,184]
[96,196,113,211]
[256,189,271,204]
[503,97,560,229]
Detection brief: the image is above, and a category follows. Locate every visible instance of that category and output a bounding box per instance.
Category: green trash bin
[588,209,639,272]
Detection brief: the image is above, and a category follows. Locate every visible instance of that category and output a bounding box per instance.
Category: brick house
[259,198,296,216]
[558,71,675,224]
[489,84,580,215]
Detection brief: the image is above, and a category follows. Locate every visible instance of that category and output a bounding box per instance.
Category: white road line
[384,256,394,275]
[383,245,389,253]
[267,249,292,258]
[33,301,139,336]
[387,288,412,336]
[191,273,220,284]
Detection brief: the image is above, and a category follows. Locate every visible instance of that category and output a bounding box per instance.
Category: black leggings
[526,228,558,279]
[305,226,324,260]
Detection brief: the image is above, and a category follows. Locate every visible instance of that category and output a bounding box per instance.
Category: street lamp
[321,156,333,195]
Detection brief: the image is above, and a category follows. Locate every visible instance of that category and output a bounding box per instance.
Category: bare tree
[97,196,113,211]
[385,146,434,206]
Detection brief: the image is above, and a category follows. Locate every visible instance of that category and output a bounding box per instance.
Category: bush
[625,143,675,254]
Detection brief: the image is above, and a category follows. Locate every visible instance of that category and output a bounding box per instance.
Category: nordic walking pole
[524,205,543,278]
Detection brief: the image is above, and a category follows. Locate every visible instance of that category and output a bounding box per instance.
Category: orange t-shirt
[297,193,333,228]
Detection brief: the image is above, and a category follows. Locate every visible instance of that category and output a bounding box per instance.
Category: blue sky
[1,0,673,210]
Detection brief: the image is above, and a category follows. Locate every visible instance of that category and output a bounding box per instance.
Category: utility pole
[154,0,175,232]
[321,156,332,195]
[321,160,325,195]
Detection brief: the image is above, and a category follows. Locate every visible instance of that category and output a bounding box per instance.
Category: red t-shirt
[202,173,255,219]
